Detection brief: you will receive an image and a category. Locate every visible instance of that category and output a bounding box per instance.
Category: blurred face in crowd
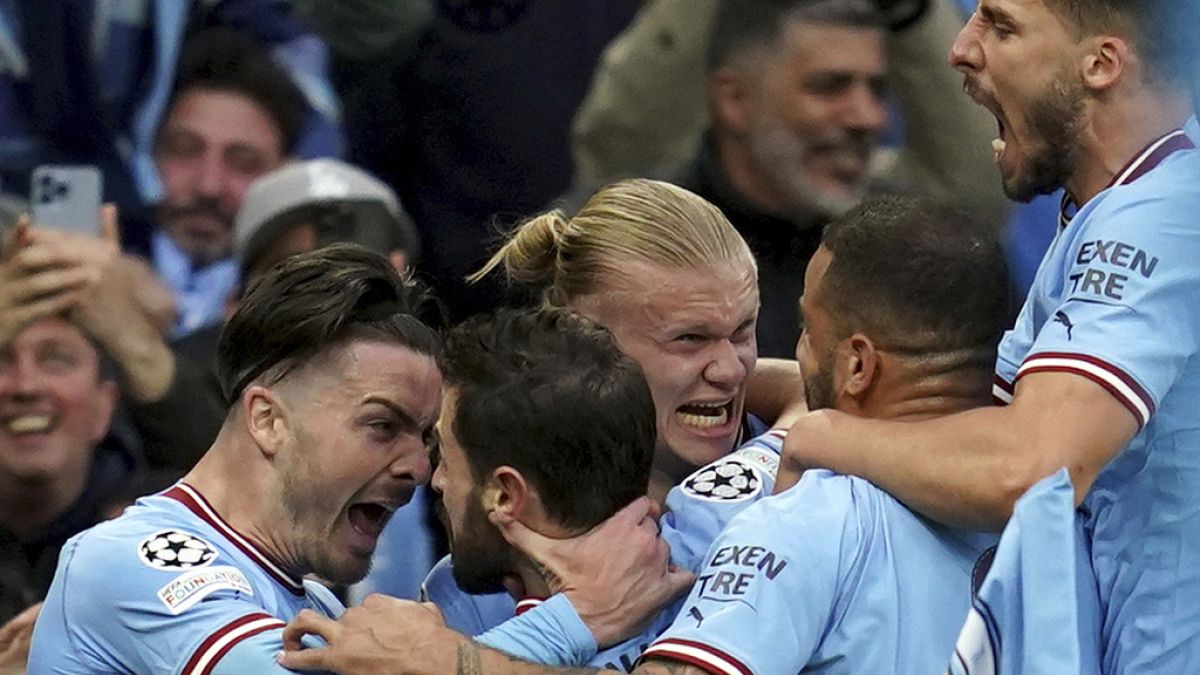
[264,339,440,585]
[573,260,758,469]
[951,0,1087,201]
[795,247,839,412]
[727,20,888,216]
[155,87,287,264]
[0,318,116,488]
[431,389,516,594]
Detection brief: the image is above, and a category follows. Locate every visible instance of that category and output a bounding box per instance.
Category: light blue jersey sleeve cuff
[475,594,598,666]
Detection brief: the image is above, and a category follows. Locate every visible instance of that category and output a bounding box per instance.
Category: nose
[845,84,888,136]
[703,340,749,389]
[949,16,984,74]
[431,459,446,495]
[194,154,227,200]
[0,356,43,399]
[391,438,434,487]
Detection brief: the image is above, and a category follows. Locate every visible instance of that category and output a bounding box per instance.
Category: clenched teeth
[5,415,52,435]
[992,138,1007,162]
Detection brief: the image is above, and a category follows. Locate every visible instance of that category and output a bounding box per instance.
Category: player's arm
[744,358,808,428]
[777,370,1138,530]
[279,601,705,675]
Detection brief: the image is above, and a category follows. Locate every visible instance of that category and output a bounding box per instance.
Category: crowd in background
[0,0,1198,672]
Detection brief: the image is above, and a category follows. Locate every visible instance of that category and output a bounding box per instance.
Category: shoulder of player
[1083,167,1200,243]
[60,511,244,594]
[723,470,873,538]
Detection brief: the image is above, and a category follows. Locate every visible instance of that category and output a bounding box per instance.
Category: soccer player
[27,245,443,674]
[277,194,1015,674]
[773,2,1200,670]
[430,307,693,670]
[420,178,778,644]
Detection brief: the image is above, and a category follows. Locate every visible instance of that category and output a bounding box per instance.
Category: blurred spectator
[151,28,306,336]
[359,0,641,320]
[0,1,343,258]
[0,314,136,607]
[618,0,1005,357]
[93,159,420,470]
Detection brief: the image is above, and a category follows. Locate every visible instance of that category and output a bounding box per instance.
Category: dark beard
[1003,75,1086,203]
[449,496,517,595]
[802,348,836,413]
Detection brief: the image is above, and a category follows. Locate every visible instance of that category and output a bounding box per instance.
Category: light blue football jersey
[29,483,343,675]
[992,124,1200,672]
[641,469,997,675]
[948,469,1102,675]
[422,428,785,671]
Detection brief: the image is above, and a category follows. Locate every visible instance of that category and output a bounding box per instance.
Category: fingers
[0,602,39,650]
[0,214,30,261]
[281,609,337,652]
[275,645,330,671]
[99,203,120,246]
[7,267,94,304]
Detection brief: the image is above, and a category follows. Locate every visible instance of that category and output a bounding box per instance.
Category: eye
[674,333,706,344]
[367,418,397,441]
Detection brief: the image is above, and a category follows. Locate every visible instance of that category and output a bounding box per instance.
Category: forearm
[453,639,613,675]
[745,358,806,428]
[791,408,1040,531]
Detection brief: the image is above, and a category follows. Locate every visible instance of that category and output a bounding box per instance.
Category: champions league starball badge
[138,530,219,570]
[682,457,762,502]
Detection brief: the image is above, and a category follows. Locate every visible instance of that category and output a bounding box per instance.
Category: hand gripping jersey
[640,470,997,675]
[421,428,785,671]
[948,469,1102,675]
[991,124,1200,672]
[29,484,343,675]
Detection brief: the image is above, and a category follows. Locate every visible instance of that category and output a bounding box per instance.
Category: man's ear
[242,384,288,458]
[1080,35,1132,93]
[482,467,532,527]
[709,67,757,136]
[88,380,119,444]
[834,334,880,402]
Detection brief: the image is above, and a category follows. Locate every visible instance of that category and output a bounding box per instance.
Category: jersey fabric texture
[641,470,997,675]
[29,483,343,675]
[992,124,1200,673]
[948,469,1102,675]
[422,426,783,671]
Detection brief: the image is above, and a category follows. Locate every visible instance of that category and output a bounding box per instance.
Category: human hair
[439,307,656,532]
[707,0,885,74]
[818,195,1010,362]
[217,244,440,405]
[470,178,754,306]
[1042,0,1198,85]
[167,27,307,153]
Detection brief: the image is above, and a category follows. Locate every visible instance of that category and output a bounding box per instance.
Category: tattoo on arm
[454,640,604,675]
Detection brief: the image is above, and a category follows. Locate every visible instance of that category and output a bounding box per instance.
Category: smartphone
[30,165,103,234]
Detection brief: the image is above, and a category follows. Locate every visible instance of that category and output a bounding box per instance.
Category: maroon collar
[1059,129,1195,229]
[164,483,305,595]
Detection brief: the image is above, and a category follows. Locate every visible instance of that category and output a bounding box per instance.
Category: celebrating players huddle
[23,0,1200,673]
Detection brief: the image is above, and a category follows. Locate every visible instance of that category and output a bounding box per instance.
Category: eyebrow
[979,4,1016,26]
[362,396,420,431]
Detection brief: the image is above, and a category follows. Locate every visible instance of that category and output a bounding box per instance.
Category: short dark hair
[168,27,307,153]
[440,307,656,532]
[707,0,885,73]
[1043,0,1198,85]
[818,195,1010,358]
[217,244,440,405]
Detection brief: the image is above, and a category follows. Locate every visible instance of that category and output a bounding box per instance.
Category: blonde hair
[470,179,754,306]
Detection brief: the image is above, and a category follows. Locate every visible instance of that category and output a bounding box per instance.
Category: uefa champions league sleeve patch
[682,457,762,502]
[138,530,219,570]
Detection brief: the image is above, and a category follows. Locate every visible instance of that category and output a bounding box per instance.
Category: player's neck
[860,367,994,421]
[1066,90,1193,206]
[182,438,298,573]
[0,460,90,539]
[512,557,552,600]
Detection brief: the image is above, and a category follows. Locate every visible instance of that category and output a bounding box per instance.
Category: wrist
[109,332,177,403]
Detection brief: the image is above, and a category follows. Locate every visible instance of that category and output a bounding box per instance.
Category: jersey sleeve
[642,471,863,675]
[46,527,308,675]
[661,430,785,574]
[1020,194,1200,428]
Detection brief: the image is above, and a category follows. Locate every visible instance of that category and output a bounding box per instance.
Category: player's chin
[318,549,374,587]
